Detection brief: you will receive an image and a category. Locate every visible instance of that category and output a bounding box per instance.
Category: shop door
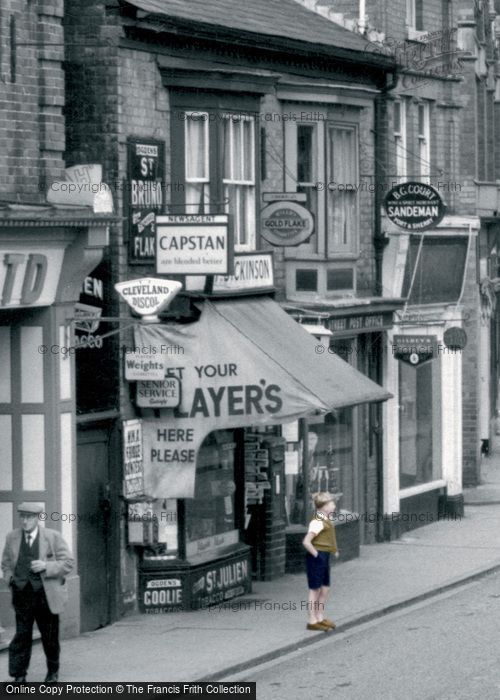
[77,426,112,632]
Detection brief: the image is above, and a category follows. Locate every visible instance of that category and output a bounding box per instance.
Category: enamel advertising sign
[384,182,446,231]
[260,201,314,246]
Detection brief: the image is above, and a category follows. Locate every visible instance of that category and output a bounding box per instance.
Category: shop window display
[185,431,237,550]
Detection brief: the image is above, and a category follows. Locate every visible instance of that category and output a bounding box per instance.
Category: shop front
[382,215,479,536]
[127,292,391,611]
[281,300,402,570]
[0,204,111,636]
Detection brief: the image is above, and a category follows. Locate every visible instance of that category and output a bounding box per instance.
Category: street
[237,572,500,700]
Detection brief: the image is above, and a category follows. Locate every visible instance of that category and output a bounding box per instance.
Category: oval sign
[384,181,446,231]
[260,201,314,246]
[443,327,467,350]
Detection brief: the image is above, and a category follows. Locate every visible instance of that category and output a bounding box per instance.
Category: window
[394,100,407,180]
[285,117,359,258]
[222,114,255,249]
[399,358,442,489]
[406,0,424,35]
[172,97,258,252]
[327,126,358,255]
[402,235,469,304]
[417,102,430,182]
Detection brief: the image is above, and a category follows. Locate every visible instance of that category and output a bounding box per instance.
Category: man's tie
[26,534,32,548]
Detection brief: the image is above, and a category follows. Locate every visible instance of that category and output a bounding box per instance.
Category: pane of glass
[295,269,318,292]
[185,432,237,544]
[328,127,357,252]
[307,410,354,512]
[402,236,468,304]
[326,268,354,291]
[185,115,207,180]
[399,361,439,488]
[394,102,401,133]
[243,119,254,182]
[234,119,244,181]
[297,125,314,183]
[185,183,210,215]
[222,116,232,181]
[418,104,425,137]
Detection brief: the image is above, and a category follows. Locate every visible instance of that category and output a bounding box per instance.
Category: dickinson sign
[260,201,314,246]
[156,215,230,275]
[212,252,274,295]
[384,182,446,231]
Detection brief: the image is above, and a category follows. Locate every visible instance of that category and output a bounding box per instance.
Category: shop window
[394,100,407,180]
[399,358,442,488]
[402,235,469,304]
[171,94,258,252]
[184,431,238,557]
[307,411,355,513]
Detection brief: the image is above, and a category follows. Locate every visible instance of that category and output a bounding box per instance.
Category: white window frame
[184,112,210,214]
[284,118,326,259]
[327,124,359,257]
[222,113,256,252]
[394,100,407,181]
[417,102,431,183]
[406,0,426,41]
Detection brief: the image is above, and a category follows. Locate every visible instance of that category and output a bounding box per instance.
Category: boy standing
[302,492,339,631]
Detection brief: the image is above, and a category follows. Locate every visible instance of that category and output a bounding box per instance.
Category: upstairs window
[406,0,425,34]
[417,102,430,183]
[171,95,258,252]
[394,100,407,180]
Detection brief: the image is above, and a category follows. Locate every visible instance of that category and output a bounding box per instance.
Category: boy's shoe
[319,618,336,629]
[306,622,330,631]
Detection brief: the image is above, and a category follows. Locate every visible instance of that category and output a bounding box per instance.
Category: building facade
[62,0,401,616]
[0,0,112,638]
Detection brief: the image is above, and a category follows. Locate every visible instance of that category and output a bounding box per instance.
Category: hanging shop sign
[0,248,65,308]
[115,277,182,316]
[260,201,314,246]
[125,353,166,381]
[444,326,467,350]
[392,334,438,365]
[384,182,447,231]
[156,215,231,275]
[127,139,165,262]
[262,192,307,203]
[136,378,181,408]
[212,252,274,295]
[123,419,144,498]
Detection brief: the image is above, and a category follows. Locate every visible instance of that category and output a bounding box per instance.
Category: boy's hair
[312,492,334,509]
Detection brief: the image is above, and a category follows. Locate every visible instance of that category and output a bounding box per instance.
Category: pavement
[2,441,500,683]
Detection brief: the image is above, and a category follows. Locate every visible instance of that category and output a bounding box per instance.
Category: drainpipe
[374,68,398,541]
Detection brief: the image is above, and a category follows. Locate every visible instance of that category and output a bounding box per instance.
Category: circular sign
[260,201,314,246]
[444,327,467,350]
[410,353,420,365]
[384,181,446,231]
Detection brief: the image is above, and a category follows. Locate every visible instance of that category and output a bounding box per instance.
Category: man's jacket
[2,527,74,614]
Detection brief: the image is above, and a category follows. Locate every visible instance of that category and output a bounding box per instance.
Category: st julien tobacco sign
[384,182,446,231]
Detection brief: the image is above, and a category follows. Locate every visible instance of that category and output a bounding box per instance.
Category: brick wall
[0,0,65,200]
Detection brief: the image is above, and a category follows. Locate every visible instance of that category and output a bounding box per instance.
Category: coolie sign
[384,182,446,231]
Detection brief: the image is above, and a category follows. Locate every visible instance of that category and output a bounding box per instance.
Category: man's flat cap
[17,502,43,515]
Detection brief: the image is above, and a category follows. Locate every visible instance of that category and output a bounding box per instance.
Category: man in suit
[1,503,74,683]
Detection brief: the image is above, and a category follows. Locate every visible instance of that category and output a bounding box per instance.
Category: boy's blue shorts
[306,551,331,589]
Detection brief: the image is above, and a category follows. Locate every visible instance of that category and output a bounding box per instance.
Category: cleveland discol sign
[384,182,447,231]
